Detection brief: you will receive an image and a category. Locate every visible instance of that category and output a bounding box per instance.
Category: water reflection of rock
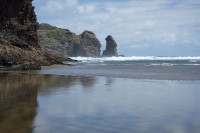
[80,76,96,88]
[38,75,97,94]
[105,77,114,87]
[0,73,44,133]
[0,73,96,132]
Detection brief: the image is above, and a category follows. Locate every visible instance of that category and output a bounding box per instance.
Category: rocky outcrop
[38,23,101,57]
[102,35,118,57]
[0,0,71,70]
[0,0,39,48]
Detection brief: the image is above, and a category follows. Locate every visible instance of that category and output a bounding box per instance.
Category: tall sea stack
[102,35,118,57]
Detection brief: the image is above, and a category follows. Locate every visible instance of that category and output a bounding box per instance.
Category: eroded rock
[102,35,118,57]
[38,23,101,57]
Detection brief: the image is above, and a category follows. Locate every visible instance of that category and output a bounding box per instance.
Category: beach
[34,56,200,80]
[1,57,200,133]
[0,72,200,133]
[1,0,200,132]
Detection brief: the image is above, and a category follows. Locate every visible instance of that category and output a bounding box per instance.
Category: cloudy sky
[33,0,200,56]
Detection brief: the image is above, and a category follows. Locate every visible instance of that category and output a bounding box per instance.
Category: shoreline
[0,58,76,71]
[41,64,70,70]
[1,72,200,83]
[1,61,200,81]
[0,68,200,82]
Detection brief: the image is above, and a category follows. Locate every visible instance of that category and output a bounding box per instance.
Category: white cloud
[33,0,200,56]
[38,0,78,15]
[78,4,97,14]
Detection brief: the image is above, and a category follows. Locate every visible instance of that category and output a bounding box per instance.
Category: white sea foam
[147,63,200,66]
[147,63,174,66]
[71,56,200,62]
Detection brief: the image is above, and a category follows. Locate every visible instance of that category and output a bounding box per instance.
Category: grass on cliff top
[38,29,74,40]
[38,29,76,46]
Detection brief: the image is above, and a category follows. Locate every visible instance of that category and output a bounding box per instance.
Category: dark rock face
[38,23,101,57]
[0,0,71,70]
[102,35,118,57]
[0,0,39,48]
[72,30,101,57]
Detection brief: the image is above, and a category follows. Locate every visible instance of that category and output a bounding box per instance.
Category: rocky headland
[0,0,72,70]
[38,23,120,57]
[38,23,101,57]
[102,35,118,57]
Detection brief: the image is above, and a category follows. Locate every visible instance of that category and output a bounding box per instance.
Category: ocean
[38,56,200,80]
[1,56,200,133]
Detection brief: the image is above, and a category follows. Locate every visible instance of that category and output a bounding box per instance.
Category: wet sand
[0,73,200,133]
[41,64,69,70]
[1,60,200,133]
[34,64,200,80]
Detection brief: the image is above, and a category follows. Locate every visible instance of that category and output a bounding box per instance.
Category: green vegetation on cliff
[38,23,101,57]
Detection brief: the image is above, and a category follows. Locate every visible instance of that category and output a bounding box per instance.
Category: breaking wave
[71,56,200,62]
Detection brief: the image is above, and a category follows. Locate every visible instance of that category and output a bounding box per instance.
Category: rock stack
[102,35,118,57]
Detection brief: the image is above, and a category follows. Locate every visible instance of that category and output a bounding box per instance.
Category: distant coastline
[38,23,119,57]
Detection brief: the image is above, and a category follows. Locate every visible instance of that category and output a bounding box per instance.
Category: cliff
[0,0,71,70]
[38,23,101,57]
[102,35,118,57]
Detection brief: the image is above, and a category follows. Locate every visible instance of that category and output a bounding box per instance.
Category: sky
[33,0,200,56]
